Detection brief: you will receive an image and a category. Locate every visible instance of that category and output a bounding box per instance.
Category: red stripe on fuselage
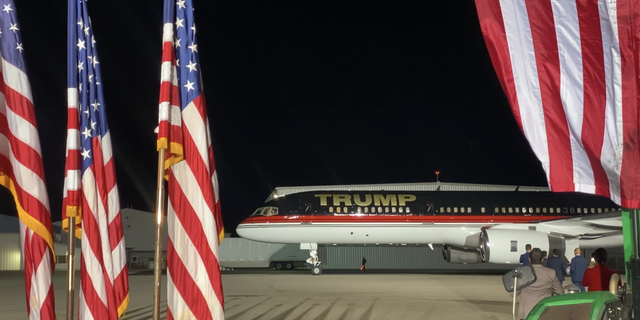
[240,215,569,225]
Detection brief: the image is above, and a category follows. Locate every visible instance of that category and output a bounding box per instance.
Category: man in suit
[520,244,532,266]
[570,247,588,291]
[515,248,563,320]
[546,249,566,284]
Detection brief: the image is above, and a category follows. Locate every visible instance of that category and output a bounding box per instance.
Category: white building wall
[0,233,22,270]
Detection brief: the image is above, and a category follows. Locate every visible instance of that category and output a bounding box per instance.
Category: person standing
[546,249,566,284]
[361,256,367,272]
[583,248,621,291]
[514,248,564,319]
[570,247,588,291]
[520,244,532,266]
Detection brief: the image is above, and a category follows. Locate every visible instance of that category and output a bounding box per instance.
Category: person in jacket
[570,247,588,291]
[541,251,548,267]
[583,248,621,291]
[546,249,566,284]
[520,244,532,266]
[514,248,563,319]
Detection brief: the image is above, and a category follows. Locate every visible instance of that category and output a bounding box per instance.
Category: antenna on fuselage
[435,171,441,191]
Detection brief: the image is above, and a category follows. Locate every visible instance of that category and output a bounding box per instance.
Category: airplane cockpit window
[251,207,279,217]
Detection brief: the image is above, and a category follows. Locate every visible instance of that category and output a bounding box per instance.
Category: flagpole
[153,148,167,320]
[66,218,76,320]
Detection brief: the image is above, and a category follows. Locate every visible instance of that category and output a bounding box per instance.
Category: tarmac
[1,269,541,320]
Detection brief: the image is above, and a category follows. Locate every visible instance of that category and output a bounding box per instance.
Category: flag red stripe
[576,0,610,197]
[0,112,47,181]
[80,256,110,319]
[167,239,213,320]
[474,0,524,130]
[618,0,640,208]
[0,74,38,128]
[104,157,116,192]
[525,0,575,191]
[0,156,52,227]
[168,170,224,306]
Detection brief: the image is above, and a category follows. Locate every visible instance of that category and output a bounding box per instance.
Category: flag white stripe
[66,129,81,153]
[183,102,209,168]
[551,0,594,192]
[0,93,43,157]
[598,1,623,202]
[0,134,50,209]
[173,161,219,257]
[167,201,223,318]
[68,88,78,108]
[1,57,33,102]
[78,288,96,320]
[82,170,109,308]
[112,237,127,273]
[167,273,196,320]
[499,0,551,182]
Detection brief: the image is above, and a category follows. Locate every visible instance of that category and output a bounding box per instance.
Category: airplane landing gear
[303,244,322,276]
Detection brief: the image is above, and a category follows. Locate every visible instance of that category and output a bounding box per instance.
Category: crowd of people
[514,245,620,320]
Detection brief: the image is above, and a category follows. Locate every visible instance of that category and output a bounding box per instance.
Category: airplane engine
[478,228,565,264]
[442,245,483,264]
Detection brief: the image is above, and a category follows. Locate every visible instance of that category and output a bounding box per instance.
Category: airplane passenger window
[529,207,533,213]
[577,208,582,213]
[536,208,540,213]
[399,207,404,213]
[406,207,410,213]
[598,208,602,213]
[521,207,526,213]
[563,208,568,213]
[378,207,383,213]
[481,207,486,213]
[550,208,554,213]
[392,207,397,213]
[329,207,334,213]
[508,207,513,213]
[385,207,390,213]
[556,208,561,213]
[364,207,368,213]
[440,207,445,213]
[336,207,341,213]
[583,208,587,213]
[591,208,595,213]
[344,207,348,213]
[460,207,465,213]
[515,207,520,213]
[467,207,472,213]
[454,207,458,213]
[447,207,451,213]
[570,208,574,213]
[502,207,506,213]
[604,208,609,212]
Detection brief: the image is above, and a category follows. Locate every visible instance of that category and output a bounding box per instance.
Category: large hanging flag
[157,0,225,318]
[62,0,129,318]
[475,0,640,208]
[0,1,56,318]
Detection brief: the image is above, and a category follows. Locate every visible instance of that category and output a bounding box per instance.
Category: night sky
[0,1,549,234]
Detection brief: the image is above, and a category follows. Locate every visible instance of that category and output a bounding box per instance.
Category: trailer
[218,237,307,270]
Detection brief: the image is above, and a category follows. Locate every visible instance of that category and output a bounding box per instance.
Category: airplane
[236,182,623,275]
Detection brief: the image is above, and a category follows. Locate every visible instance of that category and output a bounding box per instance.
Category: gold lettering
[353,194,372,206]
[373,194,397,206]
[332,194,352,206]
[398,194,417,206]
[315,194,331,206]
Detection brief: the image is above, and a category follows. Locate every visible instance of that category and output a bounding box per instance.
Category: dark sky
[0,1,548,234]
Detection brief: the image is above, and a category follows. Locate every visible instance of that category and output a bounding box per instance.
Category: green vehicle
[525,291,623,320]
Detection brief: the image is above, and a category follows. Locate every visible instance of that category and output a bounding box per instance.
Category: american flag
[158,0,225,318]
[0,1,56,318]
[475,0,640,208]
[62,0,129,318]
